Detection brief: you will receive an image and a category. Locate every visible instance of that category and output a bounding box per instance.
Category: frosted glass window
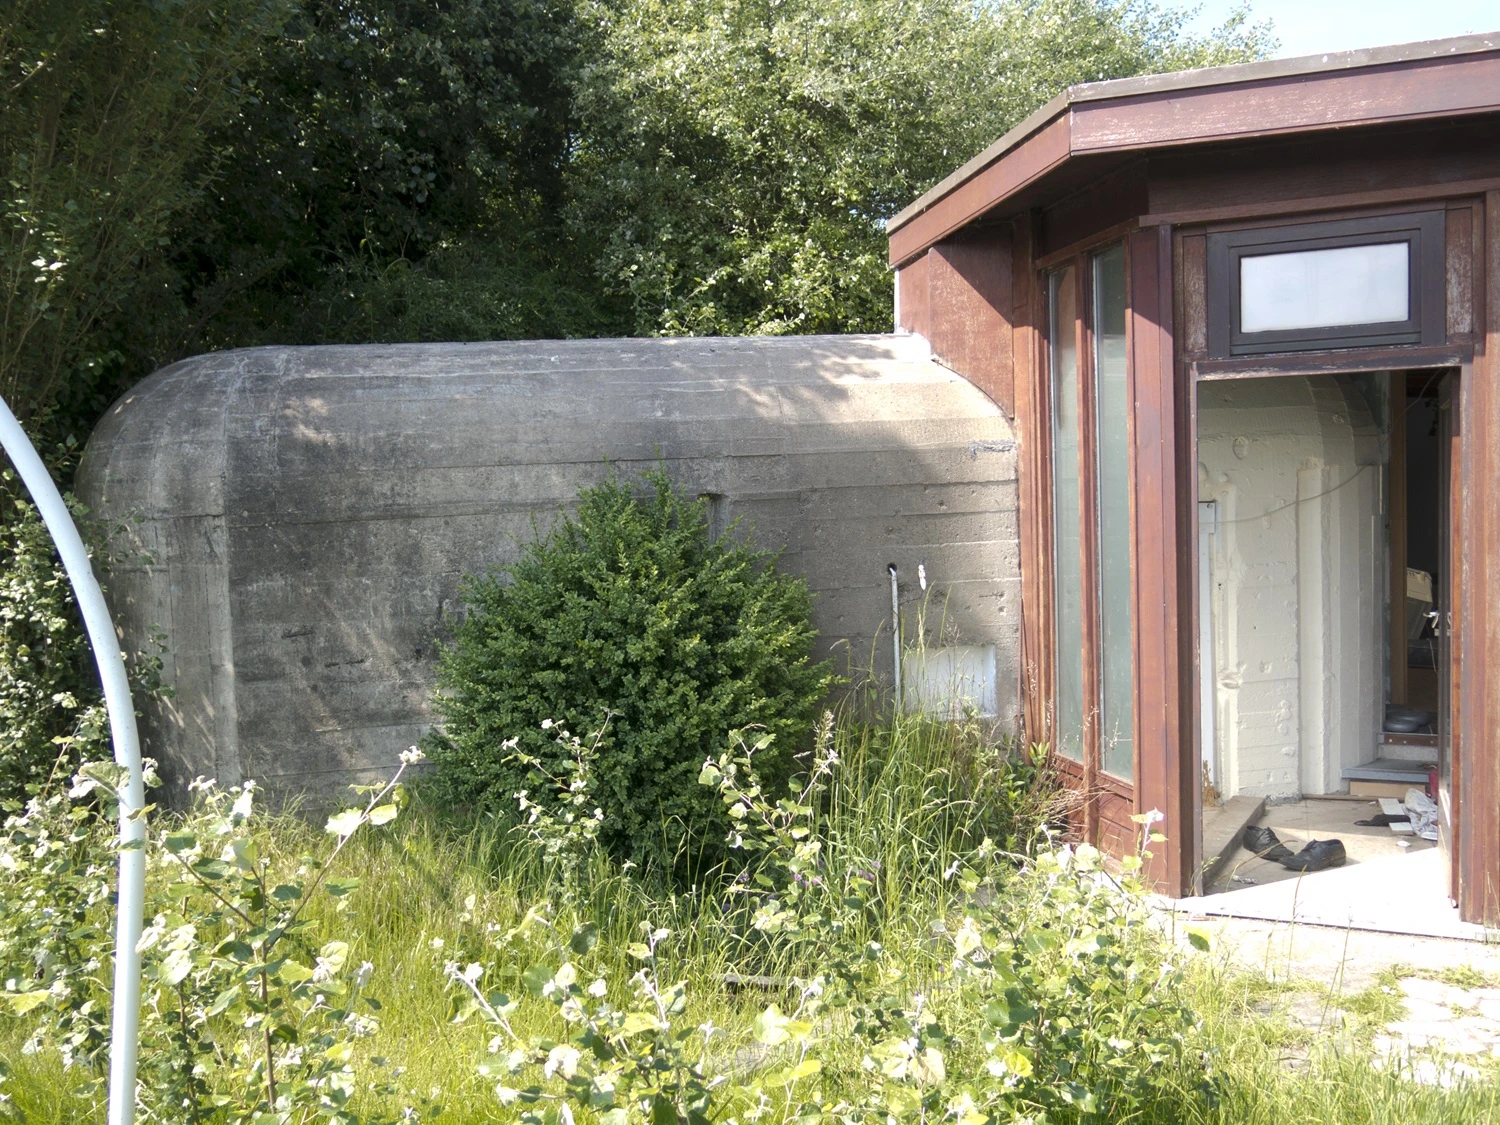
[1093,246,1133,781]
[1049,267,1084,762]
[1240,242,1409,333]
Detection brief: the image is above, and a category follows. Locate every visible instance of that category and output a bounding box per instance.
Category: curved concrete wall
[78,335,1020,800]
[1198,373,1386,800]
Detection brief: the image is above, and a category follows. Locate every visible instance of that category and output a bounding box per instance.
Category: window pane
[1093,246,1133,780]
[1049,267,1084,761]
[1240,242,1409,333]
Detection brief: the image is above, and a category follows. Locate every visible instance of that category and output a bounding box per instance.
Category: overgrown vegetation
[2,0,1273,446]
[5,715,1497,1123]
[0,0,1271,837]
[427,469,834,875]
[0,467,108,804]
[0,0,289,436]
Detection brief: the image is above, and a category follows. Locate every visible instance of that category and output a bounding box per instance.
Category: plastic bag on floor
[1403,787,1440,843]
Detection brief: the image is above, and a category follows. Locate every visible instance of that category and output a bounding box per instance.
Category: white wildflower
[544,1045,581,1080]
[231,783,254,821]
[345,1012,379,1038]
[400,745,426,765]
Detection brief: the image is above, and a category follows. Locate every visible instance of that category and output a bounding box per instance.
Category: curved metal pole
[0,397,143,1125]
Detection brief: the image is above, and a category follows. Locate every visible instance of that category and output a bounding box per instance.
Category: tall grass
[2,714,1495,1121]
[1174,961,1500,1123]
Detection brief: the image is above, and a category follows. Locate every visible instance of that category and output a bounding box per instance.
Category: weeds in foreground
[1,715,1497,1123]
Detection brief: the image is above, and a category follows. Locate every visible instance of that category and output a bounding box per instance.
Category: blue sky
[1174,1,1499,58]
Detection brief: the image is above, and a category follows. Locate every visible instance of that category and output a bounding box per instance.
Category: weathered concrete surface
[79,334,1021,801]
[1197,373,1386,800]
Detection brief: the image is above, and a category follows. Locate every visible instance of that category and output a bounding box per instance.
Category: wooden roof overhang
[887,32,1500,268]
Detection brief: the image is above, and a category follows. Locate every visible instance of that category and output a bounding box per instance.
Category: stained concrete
[78,335,1021,801]
[1168,912,1500,1086]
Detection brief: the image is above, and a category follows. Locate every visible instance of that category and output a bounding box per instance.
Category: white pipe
[0,397,143,1125]
[888,564,901,708]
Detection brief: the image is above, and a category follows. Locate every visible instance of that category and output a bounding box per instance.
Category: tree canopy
[1,0,1273,441]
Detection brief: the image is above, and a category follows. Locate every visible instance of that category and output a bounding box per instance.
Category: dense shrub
[427,468,835,873]
[0,469,109,805]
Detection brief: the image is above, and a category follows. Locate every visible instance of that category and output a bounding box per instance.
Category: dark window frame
[1206,211,1446,357]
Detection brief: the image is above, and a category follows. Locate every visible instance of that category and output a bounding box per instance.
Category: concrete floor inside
[1180,798,1487,941]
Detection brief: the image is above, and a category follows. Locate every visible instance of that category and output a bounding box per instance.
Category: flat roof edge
[887,29,1500,238]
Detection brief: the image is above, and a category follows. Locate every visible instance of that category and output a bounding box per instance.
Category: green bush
[427,468,835,874]
[0,468,110,805]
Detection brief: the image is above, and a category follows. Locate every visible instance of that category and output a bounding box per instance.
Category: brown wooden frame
[1034,235,1145,854]
[1130,224,1192,894]
[1205,211,1446,356]
[887,37,1500,921]
[1027,198,1497,911]
[1173,199,1493,913]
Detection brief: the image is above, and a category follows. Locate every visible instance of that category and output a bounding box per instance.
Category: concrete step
[1200,794,1266,892]
[1342,757,1436,783]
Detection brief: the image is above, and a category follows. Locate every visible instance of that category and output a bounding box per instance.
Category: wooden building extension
[888,32,1500,923]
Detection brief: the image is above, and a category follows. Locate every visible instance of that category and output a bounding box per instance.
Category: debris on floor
[1242,823,1347,872]
[1354,792,1439,841]
[1355,800,1413,832]
[1402,787,1441,842]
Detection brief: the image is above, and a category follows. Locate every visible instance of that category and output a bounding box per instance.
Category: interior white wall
[1198,374,1386,801]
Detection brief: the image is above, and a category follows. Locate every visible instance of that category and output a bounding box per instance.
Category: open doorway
[1188,369,1464,930]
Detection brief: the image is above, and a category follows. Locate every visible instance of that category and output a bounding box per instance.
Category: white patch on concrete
[903,644,998,718]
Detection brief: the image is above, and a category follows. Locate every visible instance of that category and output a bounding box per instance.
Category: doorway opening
[1187,369,1465,934]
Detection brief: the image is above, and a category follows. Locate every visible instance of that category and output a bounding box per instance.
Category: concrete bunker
[79,334,1024,802]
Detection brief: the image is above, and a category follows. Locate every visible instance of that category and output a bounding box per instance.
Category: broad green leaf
[207,985,242,1016]
[325,809,363,837]
[367,803,399,826]
[569,922,599,955]
[3,991,48,1015]
[318,941,349,974]
[163,947,194,986]
[619,1011,659,1035]
[521,964,554,997]
[753,1005,790,1046]
[884,1086,921,1116]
